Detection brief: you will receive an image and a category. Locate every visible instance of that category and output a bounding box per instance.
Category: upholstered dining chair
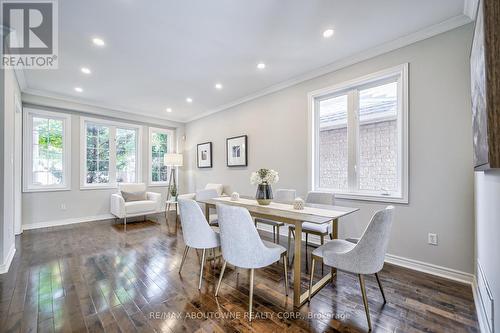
[178,199,221,290]
[254,189,296,244]
[308,206,394,331]
[215,204,289,322]
[194,188,220,225]
[287,191,335,267]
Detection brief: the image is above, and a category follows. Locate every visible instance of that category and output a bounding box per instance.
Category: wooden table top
[197,196,359,224]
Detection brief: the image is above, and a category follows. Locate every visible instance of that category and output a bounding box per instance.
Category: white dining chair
[178,198,221,290]
[254,189,296,244]
[288,191,335,268]
[193,188,220,225]
[308,206,394,331]
[214,203,289,322]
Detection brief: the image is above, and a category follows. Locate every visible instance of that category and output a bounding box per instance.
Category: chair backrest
[178,199,220,249]
[349,206,394,274]
[274,189,296,204]
[205,183,224,196]
[118,183,146,193]
[196,188,219,201]
[216,204,271,268]
[305,191,335,205]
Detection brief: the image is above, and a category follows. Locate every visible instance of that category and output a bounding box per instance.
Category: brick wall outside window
[319,119,398,192]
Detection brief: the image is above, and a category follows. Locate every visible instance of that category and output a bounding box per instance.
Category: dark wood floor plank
[0,214,479,333]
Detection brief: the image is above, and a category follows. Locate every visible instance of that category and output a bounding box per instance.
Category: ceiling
[21,0,470,123]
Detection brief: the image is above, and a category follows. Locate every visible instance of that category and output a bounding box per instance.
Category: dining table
[196,196,359,307]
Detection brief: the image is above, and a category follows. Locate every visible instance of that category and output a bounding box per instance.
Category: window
[81,117,141,188]
[310,64,408,203]
[23,108,71,192]
[149,127,174,185]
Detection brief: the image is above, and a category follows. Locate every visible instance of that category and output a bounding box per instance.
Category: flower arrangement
[250,168,279,185]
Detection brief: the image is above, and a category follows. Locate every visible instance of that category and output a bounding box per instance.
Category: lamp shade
[164,153,183,167]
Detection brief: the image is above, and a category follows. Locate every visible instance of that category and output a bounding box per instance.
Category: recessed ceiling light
[166,108,172,113]
[257,62,266,70]
[186,97,193,103]
[92,37,105,46]
[323,29,334,38]
[215,83,223,90]
[81,67,91,74]
[74,87,83,93]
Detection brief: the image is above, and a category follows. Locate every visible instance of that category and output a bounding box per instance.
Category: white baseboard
[472,275,492,333]
[22,213,115,231]
[384,254,474,285]
[256,225,475,285]
[22,210,167,231]
[0,244,16,274]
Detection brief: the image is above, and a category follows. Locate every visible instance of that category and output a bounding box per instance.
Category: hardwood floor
[0,213,479,333]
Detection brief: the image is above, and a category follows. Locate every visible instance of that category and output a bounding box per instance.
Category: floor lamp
[164,153,183,202]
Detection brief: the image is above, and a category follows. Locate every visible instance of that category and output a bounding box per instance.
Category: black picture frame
[226,135,248,167]
[197,142,213,168]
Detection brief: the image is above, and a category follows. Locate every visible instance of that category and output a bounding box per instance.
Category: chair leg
[358,274,372,331]
[198,249,206,290]
[215,260,227,297]
[249,268,255,322]
[375,273,386,303]
[308,258,315,302]
[272,226,276,243]
[179,246,190,274]
[124,216,127,232]
[283,255,288,296]
[276,226,280,244]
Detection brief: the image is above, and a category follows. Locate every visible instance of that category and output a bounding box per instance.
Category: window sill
[80,185,117,190]
[148,182,170,187]
[23,186,71,193]
[315,189,408,204]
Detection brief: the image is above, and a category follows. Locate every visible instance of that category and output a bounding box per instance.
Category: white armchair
[111,183,162,228]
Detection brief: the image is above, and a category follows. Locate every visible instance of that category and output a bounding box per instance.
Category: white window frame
[80,117,142,189]
[308,63,409,203]
[148,127,175,186]
[23,108,72,192]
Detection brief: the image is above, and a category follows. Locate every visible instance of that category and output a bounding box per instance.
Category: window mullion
[109,126,117,185]
[347,89,359,193]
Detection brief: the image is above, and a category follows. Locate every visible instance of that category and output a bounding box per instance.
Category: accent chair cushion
[121,190,147,202]
[125,200,157,214]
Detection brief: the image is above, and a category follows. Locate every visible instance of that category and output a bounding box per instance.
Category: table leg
[331,218,338,239]
[204,205,210,220]
[331,218,338,277]
[293,222,302,307]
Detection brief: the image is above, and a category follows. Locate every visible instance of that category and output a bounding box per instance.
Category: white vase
[293,198,305,210]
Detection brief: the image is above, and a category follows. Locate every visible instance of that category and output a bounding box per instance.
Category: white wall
[475,170,500,332]
[22,106,185,228]
[184,25,475,274]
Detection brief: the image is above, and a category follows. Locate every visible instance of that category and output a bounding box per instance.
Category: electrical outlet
[60,203,67,210]
[428,233,438,246]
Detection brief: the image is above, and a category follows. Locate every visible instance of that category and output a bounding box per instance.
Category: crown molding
[186,14,472,123]
[463,0,479,20]
[22,88,185,128]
